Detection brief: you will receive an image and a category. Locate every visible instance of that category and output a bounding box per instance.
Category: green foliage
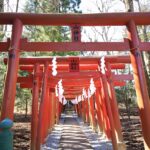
[15,87,32,115]
[24,0,81,13]
[0,30,4,40]
[0,53,7,109]
[14,0,82,113]
[115,81,136,104]
[115,79,136,120]
[59,0,82,13]
[115,65,136,106]
[0,0,82,114]
[23,0,81,57]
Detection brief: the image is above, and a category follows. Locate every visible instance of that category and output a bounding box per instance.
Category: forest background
[0,0,150,119]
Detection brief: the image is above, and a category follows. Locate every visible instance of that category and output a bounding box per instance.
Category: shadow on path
[59,116,93,150]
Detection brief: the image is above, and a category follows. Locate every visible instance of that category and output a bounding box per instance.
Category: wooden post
[59,102,62,118]
[48,92,53,131]
[74,104,78,115]
[78,102,82,117]
[106,63,126,149]
[85,99,89,123]
[95,88,104,133]
[99,84,111,139]
[75,104,80,117]
[47,91,52,129]
[44,87,50,138]
[81,100,86,122]
[53,94,56,126]
[31,63,40,150]
[1,19,23,120]
[88,96,96,131]
[100,75,118,150]
[55,97,59,124]
[36,62,49,150]
[127,20,150,150]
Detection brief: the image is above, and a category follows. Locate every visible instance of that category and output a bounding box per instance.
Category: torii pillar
[55,96,60,124]
[127,20,150,150]
[31,63,40,150]
[85,99,90,124]
[36,62,49,150]
[88,95,96,131]
[100,74,118,150]
[106,63,126,150]
[95,88,104,133]
[1,19,23,120]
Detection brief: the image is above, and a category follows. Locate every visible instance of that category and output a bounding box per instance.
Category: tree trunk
[122,0,150,98]
[123,0,134,12]
[25,99,28,118]
[16,0,20,12]
[137,0,150,97]
[0,0,4,12]
[122,87,131,122]
[0,0,4,31]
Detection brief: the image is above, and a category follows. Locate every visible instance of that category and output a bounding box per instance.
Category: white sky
[6,0,147,13]
[3,0,150,43]
[6,0,126,13]
[3,0,126,41]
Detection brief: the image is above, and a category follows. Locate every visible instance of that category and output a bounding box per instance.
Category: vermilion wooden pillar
[84,99,89,123]
[59,102,62,118]
[99,85,111,139]
[74,104,78,115]
[81,100,86,122]
[52,94,56,126]
[81,101,84,120]
[44,87,50,138]
[95,88,104,132]
[48,92,53,131]
[37,62,49,150]
[1,19,23,120]
[31,63,40,150]
[75,104,80,117]
[77,103,80,117]
[100,75,118,150]
[55,97,59,124]
[79,102,82,118]
[48,91,52,129]
[127,20,150,150]
[88,96,96,131]
[106,63,126,149]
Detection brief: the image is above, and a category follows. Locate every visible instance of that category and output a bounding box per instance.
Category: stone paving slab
[76,116,112,150]
[41,115,65,150]
[58,115,93,150]
[42,113,113,150]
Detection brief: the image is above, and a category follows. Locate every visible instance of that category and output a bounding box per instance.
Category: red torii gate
[0,12,150,150]
[16,57,129,150]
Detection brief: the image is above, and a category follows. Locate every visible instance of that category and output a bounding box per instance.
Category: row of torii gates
[0,12,150,150]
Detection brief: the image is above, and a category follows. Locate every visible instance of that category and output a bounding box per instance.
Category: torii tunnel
[0,12,150,150]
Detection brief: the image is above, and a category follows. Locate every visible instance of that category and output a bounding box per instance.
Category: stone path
[42,113,112,150]
[58,115,93,150]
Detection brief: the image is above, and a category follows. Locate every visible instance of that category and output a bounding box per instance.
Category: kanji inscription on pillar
[69,58,79,72]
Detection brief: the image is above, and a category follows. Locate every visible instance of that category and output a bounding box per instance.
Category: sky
[4,0,126,41]
[3,0,149,43]
[6,0,126,13]
[6,0,147,13]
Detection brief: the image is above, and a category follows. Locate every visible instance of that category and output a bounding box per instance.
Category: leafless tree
[82,0,123,56]
[121,0,150,97]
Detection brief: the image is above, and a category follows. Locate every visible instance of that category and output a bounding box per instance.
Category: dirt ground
[13,114,31,150]
[13,106,144,150]
[119,106,144,150]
